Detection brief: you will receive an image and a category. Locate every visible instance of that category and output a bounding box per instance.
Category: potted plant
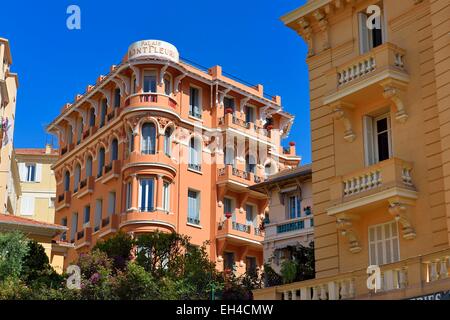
[289,141,296,147]
[304,206,312,216]
[225,212,233,219]
[225,107,234,115]
[266,124,274,131]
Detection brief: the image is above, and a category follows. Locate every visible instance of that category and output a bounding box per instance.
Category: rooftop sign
[127,40,179,63]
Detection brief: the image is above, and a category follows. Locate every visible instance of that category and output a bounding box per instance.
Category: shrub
[0,231,29,281]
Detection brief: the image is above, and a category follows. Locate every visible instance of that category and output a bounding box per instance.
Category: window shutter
[35,164,42,182]
[18,163,26,181]
[363,115,375,166]
[358,13,370,54]
[20,196,35,216]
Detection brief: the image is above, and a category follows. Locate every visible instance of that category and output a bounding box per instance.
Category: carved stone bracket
[331,101,356,142]
[388,202,416,240]
[381,80,408,123]
[336,215,361,253]
[313,10,330,50]
[297,18,314,57]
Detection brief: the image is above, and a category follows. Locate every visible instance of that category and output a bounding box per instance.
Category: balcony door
[363,113,392,166]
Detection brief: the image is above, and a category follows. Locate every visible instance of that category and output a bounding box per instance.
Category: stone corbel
[54,124,66,144]
[240,97,251,113]
[297,18,314,57]
[381,80,408,123]
[99,88,111,107]
[111,77,126,97]
[74,108,87,125]
[116,74,130,96]
[159,64,169,86]
[313,10,330,50]
[336,215,361,253]
[130,65,141,90]
[64,116,77,135]
[238,192,249,214]
[331,102,356,142]
[219,88,231,108]
[173,72,187,96]
[388,202,416,240]
[87,98,99,116]
[217,185,226,208]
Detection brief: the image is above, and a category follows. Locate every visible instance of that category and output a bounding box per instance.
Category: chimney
[45,143,52,155]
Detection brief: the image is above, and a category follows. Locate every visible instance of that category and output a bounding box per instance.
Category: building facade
[251,164,313,274]
[0,38,19,214]
[254,0,450,300]
[47,40,301,274]
[0,38,67,274]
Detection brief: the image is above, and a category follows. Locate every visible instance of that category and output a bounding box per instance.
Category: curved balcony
[218,113,270,138]
[122,152,177,180]
[119,211,176,234]
[124,93,178,114]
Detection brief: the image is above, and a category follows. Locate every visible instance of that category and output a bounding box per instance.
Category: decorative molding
[336,216,361,253]
[381,80,408,123]
[331,101,355,142]
[388,202,416,240]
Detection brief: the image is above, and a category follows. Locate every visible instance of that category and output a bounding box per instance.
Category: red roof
[0,214,65,230]
[15,148,59,156]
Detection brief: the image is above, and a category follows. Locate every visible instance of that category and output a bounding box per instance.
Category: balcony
[75,227,92,249]
[102,160,121,183]
[327,158,417,217]
[76,176,95,199]
[324,43,409,108]
[217,165,264,189]
[264,216,314,243]
[120,211,177,233]
[124,93,178,112]
[218,113,270,138]
[217,218,264,246]
[254,249,450,300]
[55,191,71,211]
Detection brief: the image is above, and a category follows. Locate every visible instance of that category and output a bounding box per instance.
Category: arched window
[141,123,156,155]
[164,74,172,96]
[67,126,73,145]
[77,118,83,144]
[111,138,118,162]
[246,154,256,174]
[189,137,201,171]
[97,147,105,178]
[100,99,107,127]
[86,156,93,177]
[164,127,172,157]
[89,108,96,127]
[64,170,70,192]
[74,163,81,192]
[127,129,134,156]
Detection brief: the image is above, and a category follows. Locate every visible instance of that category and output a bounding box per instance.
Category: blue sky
[1,0,311,163]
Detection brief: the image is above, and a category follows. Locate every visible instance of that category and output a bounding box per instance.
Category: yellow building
[254,0,450,300]
[0,37,68,274]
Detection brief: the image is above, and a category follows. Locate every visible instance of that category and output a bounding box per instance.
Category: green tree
[93,232,134,271]
[0,231,29,281]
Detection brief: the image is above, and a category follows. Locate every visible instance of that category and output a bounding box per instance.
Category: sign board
[128,40,179,63]
[410,291,450,300]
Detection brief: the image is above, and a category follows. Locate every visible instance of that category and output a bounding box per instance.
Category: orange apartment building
[47,40,301,274]
[254,0,450,300]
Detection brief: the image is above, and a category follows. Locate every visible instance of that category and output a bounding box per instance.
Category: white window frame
[364,113,393,166]
[187,189,200,225]
[368,221,400,266]
[358,3,387,54]
[189,85,202,119]
[245,203,257,227]
[25,163,37,182]
[142,69,157,93]
[162,181,170,213]
[244,105,256,124]
[138,177,155,212]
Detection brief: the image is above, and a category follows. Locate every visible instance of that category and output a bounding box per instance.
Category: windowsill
[188,115,203,122]
[187,167,202,175]
[187,223,202,229]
